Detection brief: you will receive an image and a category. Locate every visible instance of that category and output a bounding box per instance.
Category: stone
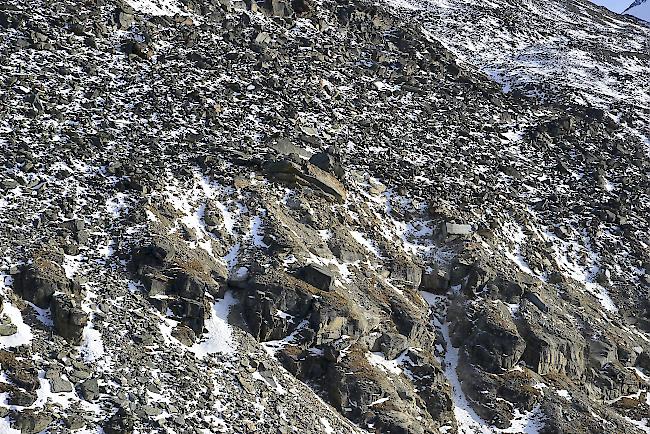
[12,410,53,434]
[103,408,134,434]
[171,324,196,346]
[0,322,17,336]
[117,11,134,29]
[14,262,70,308]
[450,300,526,372]
[263,158,347,202]
[174,273,206,299]
[51,294,88,344]
[309,148,344,180]
[141,269,171,296]
[419,266,450,294]
[375,332,408,359]
[50,375,73,393]
[524,291,549,313]
[79,378,100,401]
[297,264,333,291]
[445,222,473,236]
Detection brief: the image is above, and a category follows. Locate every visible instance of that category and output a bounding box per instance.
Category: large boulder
[309,147,345,180]
[519,302,588,378]
[51,294,88,345]
[14,261,71,308]
[296,264,334,292]
[263,158,347,202]
[450,300,526,372]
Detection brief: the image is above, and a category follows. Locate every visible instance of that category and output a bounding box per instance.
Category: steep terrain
[0,0,649,433]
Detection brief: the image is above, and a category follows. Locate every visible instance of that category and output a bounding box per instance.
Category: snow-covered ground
[188,291,237,358]
[385,0,650,112]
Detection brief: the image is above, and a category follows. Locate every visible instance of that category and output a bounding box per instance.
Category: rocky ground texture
[0,0,649,432]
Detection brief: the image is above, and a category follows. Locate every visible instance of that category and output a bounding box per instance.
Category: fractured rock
[51,294,88,345]
[296,264,334,292]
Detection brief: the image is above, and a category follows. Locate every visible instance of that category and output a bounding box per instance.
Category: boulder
[520,311,588,378]
[103,408,134,434]
[264,158,347,202]
[241,272,315,341]
[593,362,642,401]
[297,264,334,292]
[420,265,450,294]
[14,261,70,308]
[51,294,88,344]
[79,378,100,401]
[309,147,345,180]
[445,222,473,236]
[452,300,526,372]
[171,324,197,346]
[12,410,52,434]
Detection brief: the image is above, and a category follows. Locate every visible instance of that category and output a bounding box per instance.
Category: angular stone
[50,376,73,393]
[79,378,100,401]
[13,410,53,434]
[51,293,88,344]
[309,148,344,180]
[445,222,473,236]
[15,262,70,308]
[0,322,17,336]
[171,324,196,346]
[297,264,333,291]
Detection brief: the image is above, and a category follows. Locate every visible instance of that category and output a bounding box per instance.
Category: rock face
[51,294,88,344]
[131,238,226,338]
[14,259,88,344]
[0,0,649,432]
[14,261,70,309]
[263,158,347,202]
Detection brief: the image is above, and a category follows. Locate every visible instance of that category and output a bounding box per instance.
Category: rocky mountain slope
[0,0,649,433]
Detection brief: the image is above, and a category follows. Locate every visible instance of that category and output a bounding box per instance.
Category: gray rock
[0,322,18,336]
[12,410,52,434]
[50,375,73,393]
[79,378,100,401]
[171,324,196,346]
[297,264,334,291]
[51,294,88,345]
[15,262,70,308]
[445,222,473,236]
[309,148,344,180]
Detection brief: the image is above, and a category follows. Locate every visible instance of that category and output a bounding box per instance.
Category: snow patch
[124,0,184,16]
[188,292,237,358]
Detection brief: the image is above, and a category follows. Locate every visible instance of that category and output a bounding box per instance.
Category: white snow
[0,417,20,434]
[124,0,184,16]
[62,254,83,279]
[188,291,237,358]
[80,323,106,364]
[262,320,309,356]
[320,417,335,434]
[500,221,536,277]
[439,323,492,433]
[248,213,269,248]
[556,389,572,401]
[366,352,404,375]
[542,229,618,312]
[105,193,129,217]
[369,397,391,406]
[421,292,543,434]
[0,301,33,349]
[350,230,382,258]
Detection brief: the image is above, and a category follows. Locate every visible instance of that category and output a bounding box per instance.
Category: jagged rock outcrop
[0,0,648,432]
